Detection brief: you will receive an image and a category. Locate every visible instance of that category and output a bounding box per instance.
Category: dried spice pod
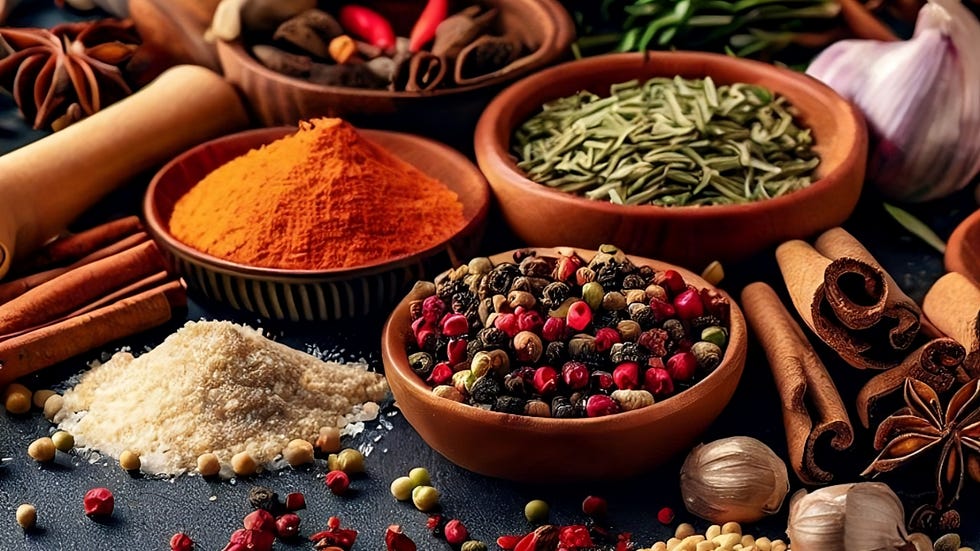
[454,33,523,86]
[405,51,447,92]
[742,281,853,485]
[431,6,497,59]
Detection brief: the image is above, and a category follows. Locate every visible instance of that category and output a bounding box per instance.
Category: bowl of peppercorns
[381,245,748,482]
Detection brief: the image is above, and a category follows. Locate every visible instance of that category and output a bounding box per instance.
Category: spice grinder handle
[0,64,250,279]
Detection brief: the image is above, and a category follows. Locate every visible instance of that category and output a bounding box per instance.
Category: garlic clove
[787,482,908,551]
[787,486,849,551]
[843,482,908,551]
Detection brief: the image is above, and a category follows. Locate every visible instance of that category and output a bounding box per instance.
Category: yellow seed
[721,522,741,535]
[701,260,725,286]
[770,540,786,551]
[390,476,415,501]
[651,543,667,551]
[282,439,314,467]
[740,535,755,547]
[32,389,56,409]
[705,525,722,540]
[675,523,696,539]
[51,431,74,452]
[231,451,257,476]
[959,547,975,551]
[316,426,342,453]
[666,538,682,551]
[680,535,706,547]
[713,533,741,548]
[754,537,771,551]
[119,450,141,471]
[695,541,714,551]
[42,394,64,421]
[28,437,56,462]
[4,383,32,415]
[197,453,220,477]
[16,503,36,529]
[411,485,440,512]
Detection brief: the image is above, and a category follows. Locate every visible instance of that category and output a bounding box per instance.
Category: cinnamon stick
[14,216,143,274]
[0,239,167,335]
[0,280,186,387]
[742,281,854,485]
[775,228,921,370]
[0,231,151,305]
[923,272,980,371]
[856,337,970,428]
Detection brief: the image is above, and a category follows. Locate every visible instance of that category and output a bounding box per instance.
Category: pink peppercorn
[446,338,468,365]
[326,470,351,495]
[660,269,686,294]
[426,362,453,386]
[666,352,697,382]
[672,288,704,320]
[644,367,674,396]
[541,317,566,342]
[497,535,523,550]
[612,362,640,390]
[532,366,558,395]
[285,492,306,511]
[170,532,194,551]
[83,487,114,518]
[593,327,621,352]
[517,309,544,333]
[228,528,273,551]
[566,300,592,331]
[276,513,301,539]
[591,370,615,393]
[585,394,620,417]
[559,525,594,548]
[561,361,589,390]
[444,519,469,546]
[422,295,445,322]
[648,298,676,322]
[243,509,276,533]
[555,253,582,281]
[581,495,608,518]
[494,313,520,337]
[385,525,417,551]
[657,506,675,525]
[441,313,469,337]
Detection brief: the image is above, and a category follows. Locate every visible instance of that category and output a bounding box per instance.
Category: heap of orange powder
[168,118,466,270]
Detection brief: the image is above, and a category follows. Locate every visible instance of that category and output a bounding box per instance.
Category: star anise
[0,18,140,130]
[863,377,980,509]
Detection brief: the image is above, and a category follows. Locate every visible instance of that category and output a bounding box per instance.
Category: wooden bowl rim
[215,0,576,99]
[381,246,748,433]
[474,51,868,220]
[945,207,980,285]
[143,126,490,281]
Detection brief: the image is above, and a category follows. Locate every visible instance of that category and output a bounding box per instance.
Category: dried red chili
[338,5,395,50]
[408,0,449,52]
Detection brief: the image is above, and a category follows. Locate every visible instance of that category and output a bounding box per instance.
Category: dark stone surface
[1,3,979,550]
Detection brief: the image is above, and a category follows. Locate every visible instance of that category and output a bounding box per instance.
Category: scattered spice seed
[327,448,365,474]
[461,541,488,551]
[169,532,194,551]
[119,449,141,471]
[42,394,63,421]
[316,426,342,453]
[276,513,301,539]
[310,516,359,550]
[4,383,32,414]
[411,485,440,512]
[83,487,114,518]
[15,503,36,530]
[247,486,281,513]
[231,451,258,476]
[656,506,675,525]
[27,437,56,462]
[32,389,55,409]
[385,524,418,551]
[582,495,608,519]
[51,430,74,452]
[391,476,416,501]
[408,466,431,487]
[326,470,351,495]
[197,453,221,477]
[284,492,306,511]
[444,519,469,546]
[243,509,276,533]
[524,499,550,524]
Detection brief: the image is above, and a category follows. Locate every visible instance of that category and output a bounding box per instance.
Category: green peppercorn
[390,476,416,501]
[452,370,476,394]
[51,430,74,452]
[327,448,365,474]
[581,282,604,310]
[701,326,728,348]
[412,485,440,512]
[602,291,627,311]
[524,499,550,523]
[409,352,436,378]
[691,341,723,371]
[408,467,431,487]
[461,540,488,551]
[468,257,492,276]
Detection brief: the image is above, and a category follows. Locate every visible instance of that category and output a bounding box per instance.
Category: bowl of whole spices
[213,0,574,140]
[144,118,489,321]
[474,51,868,270]
[380,245,748,482]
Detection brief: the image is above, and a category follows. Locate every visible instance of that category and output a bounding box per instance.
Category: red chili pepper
[339,5,396,50]
[408,0,449,53]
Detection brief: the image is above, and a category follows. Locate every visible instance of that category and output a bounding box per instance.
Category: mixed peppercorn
[406,246,731,418]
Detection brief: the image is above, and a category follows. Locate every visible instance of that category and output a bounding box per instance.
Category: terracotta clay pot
[946,208,980,288]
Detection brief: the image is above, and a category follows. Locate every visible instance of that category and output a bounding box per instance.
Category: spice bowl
[946,207,980,288]
[144,126,489,322]
[381,247,748,482]
[215,0,575,141]
[474,51,868,271]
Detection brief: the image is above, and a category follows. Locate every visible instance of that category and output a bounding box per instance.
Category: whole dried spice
[82,487,114,518]
[0,19,140,130]
[385,524,417,551]
[310,516,358,550]
[863,377,980,526]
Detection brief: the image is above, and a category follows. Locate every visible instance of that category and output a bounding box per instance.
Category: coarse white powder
[56,320,389,476]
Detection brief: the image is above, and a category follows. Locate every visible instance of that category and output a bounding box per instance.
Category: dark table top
[2,4,979,551]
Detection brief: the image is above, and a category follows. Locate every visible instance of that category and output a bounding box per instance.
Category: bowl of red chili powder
[144,119,489,321]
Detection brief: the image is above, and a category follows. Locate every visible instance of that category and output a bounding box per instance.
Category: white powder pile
[56,320,389,476]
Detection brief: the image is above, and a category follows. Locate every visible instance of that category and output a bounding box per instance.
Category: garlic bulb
[679,436,790,524]
[787,482,908,551]
[807,0,980,202]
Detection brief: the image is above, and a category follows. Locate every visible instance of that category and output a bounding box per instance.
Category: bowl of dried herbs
[474,51,868,272]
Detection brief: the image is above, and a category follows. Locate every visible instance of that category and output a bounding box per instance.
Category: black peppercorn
[492,396,526,414]
[690,315,723,334]
[637,265,655,280]
[551,396,576,419]
[544,341,567,365]
[480,264,520,299]
[503,371,528,397]
[248,486,281,513]
[662,319,687,344]
[622,273,647,290]
[519,256,554,278]
[408,352,436,379]
[477,327,508,348]
[595,263,621,289]
[470,375,503,405]
[637,329,669,357]
[610,342,643,364]
[541,281,571,309]
[629,304,656,328]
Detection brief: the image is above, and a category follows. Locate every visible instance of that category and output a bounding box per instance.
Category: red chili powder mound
[168,117,465,270]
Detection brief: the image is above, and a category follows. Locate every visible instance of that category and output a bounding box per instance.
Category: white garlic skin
[787,482,908,551]
[679,436,790,524]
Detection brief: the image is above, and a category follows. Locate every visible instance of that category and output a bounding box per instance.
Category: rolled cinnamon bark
[923,272,980,371]
[742,281,854,485]
[775,227,921,369]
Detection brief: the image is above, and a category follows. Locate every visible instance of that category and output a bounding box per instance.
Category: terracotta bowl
[144,126,489,322]
[474,51,868,271]
[215,0,575,139]
[946,208,980,288]
[381,247,748,482]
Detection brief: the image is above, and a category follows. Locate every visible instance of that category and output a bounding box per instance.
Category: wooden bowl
[946,208,980,288]
[474,52,868,271]
[144,126,489,321]
[381,247,748,482]
[215,0,575,139]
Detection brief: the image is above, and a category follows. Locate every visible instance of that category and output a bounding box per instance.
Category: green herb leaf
[883,203,947,254]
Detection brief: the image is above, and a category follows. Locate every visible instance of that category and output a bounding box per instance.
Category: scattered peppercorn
[582,495,608,519]
[444,519,469,546]
[411,485,440,512]
[408,466,431,487]
[15,503,36,530]
[248,486,280,512]
[524,499,550,524]
[276,513,301,539]
[327,448,365,474]
[385,524,417,551]
[27,437,56,462]
[390,476,416,501]
[51,430,74,452]
[283,438,315,467]
[243,509,276,533]
[316,426,343,454]
[461,540,488,551]
[170,532,194,551]
[656,506,675,525]
[3,383,32,415]
[83,487,114,518]
[197,453,221,477]
[119,450,141,472]
[31,389,55,409]
[231,451,258,476]
[42,394,63,421]
[284,492,306,511]
[326,470,351,495]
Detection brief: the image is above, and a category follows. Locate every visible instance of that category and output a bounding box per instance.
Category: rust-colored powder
[168,118,465,270]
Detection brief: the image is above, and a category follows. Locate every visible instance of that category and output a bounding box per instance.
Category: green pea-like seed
[701,326,727,348]
[51,431,74,452]
[408,466,431,487]
[524,499,550,523]
[411,485,440,512]
[390,476,416,501]
[581,282,604,310]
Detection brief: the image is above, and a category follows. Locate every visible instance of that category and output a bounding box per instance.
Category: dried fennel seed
[513,76,820,207]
